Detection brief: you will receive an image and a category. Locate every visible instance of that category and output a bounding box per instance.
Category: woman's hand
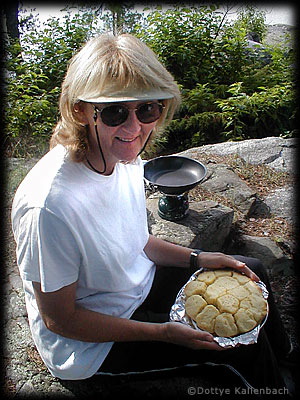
[161,321,224,351]
[198,252,260,282]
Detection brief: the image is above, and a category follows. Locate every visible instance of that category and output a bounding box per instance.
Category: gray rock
[48,381,76,396]
[229,234,294,275]
[16,380,37,396]
[8,273,23,291]
[147,198,234,251]
[264,24,295,48]
[179,137,297,173]
[265,186,297,224]
[201,163,257,216]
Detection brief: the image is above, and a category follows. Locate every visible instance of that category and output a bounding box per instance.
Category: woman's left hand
[197,252,260,282]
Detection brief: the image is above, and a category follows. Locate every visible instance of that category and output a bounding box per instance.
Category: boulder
[178,137,297,173]
[264,186,297,225]
[228,234,294,275]
[264,24,295,48]
[147,198,233,251]
[200,163,257,216]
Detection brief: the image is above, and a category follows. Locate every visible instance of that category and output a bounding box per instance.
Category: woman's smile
[115,136,139,143]
[112,133,144,160]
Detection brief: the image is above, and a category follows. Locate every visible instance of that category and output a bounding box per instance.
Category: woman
[12,33,290,389]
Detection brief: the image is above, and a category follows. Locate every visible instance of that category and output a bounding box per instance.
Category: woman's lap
[98,255,289,389]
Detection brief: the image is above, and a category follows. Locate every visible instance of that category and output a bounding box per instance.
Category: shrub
[216,82,296,140]
[138,6,296,153]
[162,81,296,153]
[4,8,99,157]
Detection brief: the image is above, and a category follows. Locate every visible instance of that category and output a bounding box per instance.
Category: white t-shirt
[11,144,155,380]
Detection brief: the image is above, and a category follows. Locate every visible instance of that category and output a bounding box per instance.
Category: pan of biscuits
[169,268,269,347]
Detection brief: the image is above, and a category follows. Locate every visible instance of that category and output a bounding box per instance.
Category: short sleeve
[15,207,81,292]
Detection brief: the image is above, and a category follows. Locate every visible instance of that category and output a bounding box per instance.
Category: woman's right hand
[161,321,225,351]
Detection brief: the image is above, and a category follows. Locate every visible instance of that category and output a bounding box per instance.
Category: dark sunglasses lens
[100,103,163,126]
[136,103,163,123]
[101,105,129,126]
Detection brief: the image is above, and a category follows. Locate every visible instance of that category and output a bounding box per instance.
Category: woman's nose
[122,109,141,133]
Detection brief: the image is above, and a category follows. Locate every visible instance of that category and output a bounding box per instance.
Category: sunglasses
[93,102,165,127]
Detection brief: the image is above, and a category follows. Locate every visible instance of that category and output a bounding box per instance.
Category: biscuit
[197,271,216,285]
[184,280,207,297]
[214,276,240,290]
[214,269,233,277]
[232,271,251,284]
[216,294,239,314]
[244,280,262,295]
[184,269,267,337]
[195,305,220,333]
[250,294,267,319]
[185,295,207,319]
[230,285,250,301]
[203,282,226,304]
[215,313,238,337]
[235,308,257,333]
[240,294,267,323]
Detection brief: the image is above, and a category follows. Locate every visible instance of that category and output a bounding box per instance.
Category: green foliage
[164,111,225,151]
[163,79,296,152]
[137,5,296,153]
[137,5,253,88]
[7,71,60,136]
[101,3,145,35]
[216,82,295,140]
[233,5,267,42]
[4,8,100,156]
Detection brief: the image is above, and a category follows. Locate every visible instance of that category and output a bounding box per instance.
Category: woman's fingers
[198,252,260,282]
[163,322,225,351]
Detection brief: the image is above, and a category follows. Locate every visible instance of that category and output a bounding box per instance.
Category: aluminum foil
[169,268,269,348]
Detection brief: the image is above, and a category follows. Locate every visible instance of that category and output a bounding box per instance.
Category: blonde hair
[50,33,181,162]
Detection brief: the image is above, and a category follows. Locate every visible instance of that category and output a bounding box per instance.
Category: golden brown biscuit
[230,285,250,301]
[214,313,238,337]
[185,295,207,320]
[214,269,232,277]
[244,280,262,295]
[239,298,252,310]
[203,282,227,304]
[184,280,207,297]
[195,305,220,333]
[214,276,240,290]
[197,271,216,285]
[235,308,257,333]
[240,294,267,323]
[216,294,239,314]
[232,271,251,284]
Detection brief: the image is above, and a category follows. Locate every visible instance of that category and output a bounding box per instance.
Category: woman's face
[80,101,159,175]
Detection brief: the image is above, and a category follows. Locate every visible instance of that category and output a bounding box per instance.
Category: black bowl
[144,155,207,195]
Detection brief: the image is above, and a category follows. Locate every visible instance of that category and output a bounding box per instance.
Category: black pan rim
[144,155,207,188]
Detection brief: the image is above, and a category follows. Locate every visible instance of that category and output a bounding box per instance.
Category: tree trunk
[3,1,20,40]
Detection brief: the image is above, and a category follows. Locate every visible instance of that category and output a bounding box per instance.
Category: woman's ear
[73,102,89,126]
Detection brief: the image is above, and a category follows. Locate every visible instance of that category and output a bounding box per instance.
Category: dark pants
[99,257,290,390]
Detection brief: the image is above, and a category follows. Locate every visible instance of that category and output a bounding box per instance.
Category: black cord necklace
[137,129,153,157]
[85,109,107,175]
